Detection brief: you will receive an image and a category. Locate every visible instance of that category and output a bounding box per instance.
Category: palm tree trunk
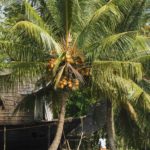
[49,91,69,150]
[107,100,116,150]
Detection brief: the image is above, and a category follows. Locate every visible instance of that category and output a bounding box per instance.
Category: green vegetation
[66,87,95,117]
[0,0,150,150]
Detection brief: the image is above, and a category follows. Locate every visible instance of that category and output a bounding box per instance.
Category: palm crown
[0,0,149,87]
[0,0,150,149]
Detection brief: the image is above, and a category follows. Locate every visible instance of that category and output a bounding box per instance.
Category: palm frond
[0,61,14,73]
[0,40,46,61]
[120,0,147,31]
[46,0,62,34]
[67,63,84,83]
[54,64,66,89]
[86,32,149,60]
[71,0,105,34]
[0,0,15,5]
[121,101,138,122]
[0,61,46,82]
[92,61,143,81]
[88,31,137,59]
[133,35,150,51]
[77,1,123,48]
[128,51,150,76]
[124,50,150,61]
[0,61,48,91]
[73,0,105,23]
[116,106,150,149]
[139,79,150,94]
[13,61,46,76]
[46,0,74,37]
[11,21,62,54]
[93,71,150,110]
[53,52,65,76]
[92,61,150,111]
[25,1,50,33]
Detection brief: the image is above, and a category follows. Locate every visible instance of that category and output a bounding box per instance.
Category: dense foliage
[0,0,150,149]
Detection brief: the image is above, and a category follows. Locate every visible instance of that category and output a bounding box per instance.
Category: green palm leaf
[92,61,143,81]
[0,40,45,61]
[121,101,138,122]
[126,50,150,76]
[77,1,123,48]
[12,21,62,54]
[92,61,150,123]
[46,0,74,38]
[54,64,66,89]
[25,1,50,32]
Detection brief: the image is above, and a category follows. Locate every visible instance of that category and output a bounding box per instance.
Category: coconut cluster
[65,53,74,64]
[48,53,84,70]
[57,77,79,90]
[79,68,91,76]
[48,58,56,70]
[48,52,91,90]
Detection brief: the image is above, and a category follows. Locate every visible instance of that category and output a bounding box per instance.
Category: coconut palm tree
[0,0,150,150]
[92,61,150,149]
[91,1,150,149]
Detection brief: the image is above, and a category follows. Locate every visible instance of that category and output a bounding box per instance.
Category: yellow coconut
[50,64,54,68]
[72,85,79,90]
[63,80,67,86]
[68,83,73,88]
[60,84,64,89]
[75,82,79,86]
[70,58,74,64]
[74,79,79,85]
[66,53,71,59]
[75,79,79,82]
[67,79,72,84]
[66,58,72,63]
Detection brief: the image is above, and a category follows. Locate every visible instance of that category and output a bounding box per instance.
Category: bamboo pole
[77,118,84,150]
[48,125,50,149]
[3,126,6,150]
